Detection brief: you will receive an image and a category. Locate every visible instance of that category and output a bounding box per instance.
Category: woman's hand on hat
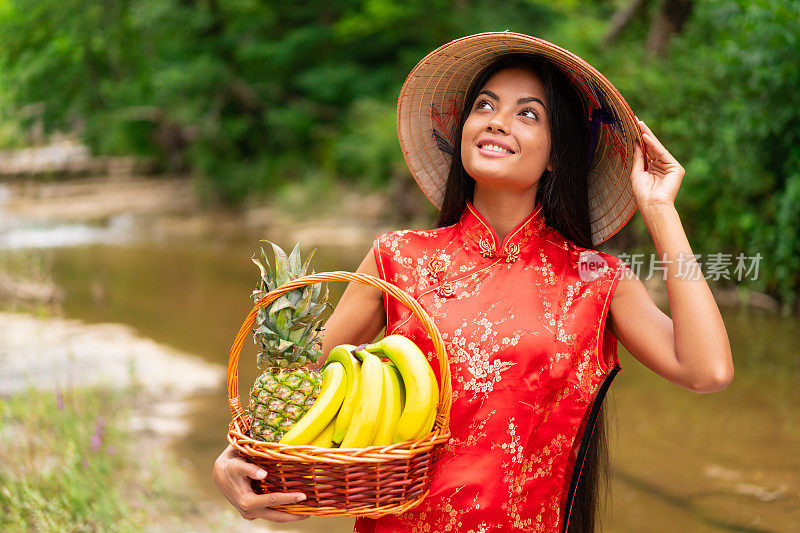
[631,116,685,213]
[213,444,309,523]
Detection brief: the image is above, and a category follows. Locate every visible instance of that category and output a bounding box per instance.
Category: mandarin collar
[458,200,546,263]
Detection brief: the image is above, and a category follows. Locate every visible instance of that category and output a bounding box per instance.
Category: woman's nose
[487,111,511,133]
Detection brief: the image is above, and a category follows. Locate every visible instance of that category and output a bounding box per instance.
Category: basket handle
[226,271,452,429]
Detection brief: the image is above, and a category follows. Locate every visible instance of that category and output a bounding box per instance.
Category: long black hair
[435,53,611,532]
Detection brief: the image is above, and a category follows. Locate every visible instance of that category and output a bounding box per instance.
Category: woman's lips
[477,146,514,158]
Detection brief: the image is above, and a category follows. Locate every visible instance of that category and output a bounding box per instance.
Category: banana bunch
[276,335,439,448]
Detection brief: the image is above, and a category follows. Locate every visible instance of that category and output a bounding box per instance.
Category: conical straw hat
[397,31,641,245]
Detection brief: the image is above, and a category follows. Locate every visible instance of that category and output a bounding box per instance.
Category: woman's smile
[477,144,514,157]
[476,137,516,157]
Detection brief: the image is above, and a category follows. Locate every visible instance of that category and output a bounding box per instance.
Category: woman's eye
[473,99,539,120]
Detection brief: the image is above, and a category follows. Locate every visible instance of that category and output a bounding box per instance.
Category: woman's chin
[466,163,513,180]
[469,167,519,184]
[470,173,542,194]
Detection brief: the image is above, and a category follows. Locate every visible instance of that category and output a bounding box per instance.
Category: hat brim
[397,31,641,246]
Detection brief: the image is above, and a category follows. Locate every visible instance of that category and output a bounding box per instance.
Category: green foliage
[0,0,566,200]
[590,0,800,311]
[328,97,404,188]
[0,0,153,147]
[1,388,129,530]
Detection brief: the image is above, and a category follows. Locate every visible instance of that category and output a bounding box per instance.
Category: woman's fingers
[630,116,685,203]
[239,492,309,522]
[242,507,310,522]
[635,116,677,165]
[632,141,646,174]
[245,491,307,509]
[234,456,268,481]
[213,445,310,523]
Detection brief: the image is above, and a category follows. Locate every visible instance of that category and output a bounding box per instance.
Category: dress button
[437,281,455,298]
[479,236,495,258]
[428,257,446,281]
[503,242,520,263]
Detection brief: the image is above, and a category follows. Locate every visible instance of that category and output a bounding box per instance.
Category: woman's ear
[547,161,554,172]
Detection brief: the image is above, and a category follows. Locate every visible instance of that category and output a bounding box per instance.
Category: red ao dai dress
[353,200,629,533]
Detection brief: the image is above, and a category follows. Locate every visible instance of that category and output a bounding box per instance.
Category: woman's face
[460,67,552,195]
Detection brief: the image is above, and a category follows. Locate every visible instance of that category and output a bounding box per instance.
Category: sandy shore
[0,311,222,430]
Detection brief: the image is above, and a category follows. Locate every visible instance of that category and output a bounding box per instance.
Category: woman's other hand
[631,116,686,212]
[213,444,309,523]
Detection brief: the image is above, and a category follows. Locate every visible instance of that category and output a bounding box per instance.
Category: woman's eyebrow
[478,89,546,109]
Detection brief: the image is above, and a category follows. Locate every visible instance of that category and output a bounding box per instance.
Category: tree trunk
[646,0,694,56]
[603,0,650,47]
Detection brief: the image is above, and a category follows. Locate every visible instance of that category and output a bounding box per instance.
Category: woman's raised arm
[607,118,733,394]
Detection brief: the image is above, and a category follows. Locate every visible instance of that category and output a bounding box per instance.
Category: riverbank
[0,174,418,249]
[0,311,272,532]
[0,311,222,397]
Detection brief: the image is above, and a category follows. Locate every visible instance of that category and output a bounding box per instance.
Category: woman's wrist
[640,201,677,220]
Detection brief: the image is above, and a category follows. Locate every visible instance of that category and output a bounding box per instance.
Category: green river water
[13,231,800,532]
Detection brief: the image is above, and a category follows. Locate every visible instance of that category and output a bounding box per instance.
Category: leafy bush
[594,0,800,310]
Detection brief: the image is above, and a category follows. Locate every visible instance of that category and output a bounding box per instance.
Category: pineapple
[248,241,331,442]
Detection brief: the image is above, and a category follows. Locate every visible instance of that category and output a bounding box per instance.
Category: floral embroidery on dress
[393,485,468,533]
[523,249,558,287]
[437,281,456,298]
[444,409,495,453]
[427,256,447,281]
[446,307,519,406]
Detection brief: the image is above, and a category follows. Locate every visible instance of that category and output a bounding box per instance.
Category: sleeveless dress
[353,200,628,533]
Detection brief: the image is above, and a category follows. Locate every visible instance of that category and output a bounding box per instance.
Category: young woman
[213,32,733,532]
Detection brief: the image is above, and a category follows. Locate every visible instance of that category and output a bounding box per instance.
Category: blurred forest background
[2,2,800,531]
[1,0,798,310]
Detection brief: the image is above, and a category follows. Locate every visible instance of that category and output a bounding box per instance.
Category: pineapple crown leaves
[249,240,332,370]
[251,240,323,295]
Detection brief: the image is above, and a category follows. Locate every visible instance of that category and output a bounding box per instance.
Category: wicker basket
[226,271,452,518]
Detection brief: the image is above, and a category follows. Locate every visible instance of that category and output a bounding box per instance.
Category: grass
[0,386,200,532]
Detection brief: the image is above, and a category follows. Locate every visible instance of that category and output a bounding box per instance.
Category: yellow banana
[371,362,404,446]
[420,394,437,437]
[323,344,361,444]
[340,349,384,448]
[385,361,406,406]
[364,335,438,443]
[417,360,438,438]
[309,417,336,448]
[279,362,346,445]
